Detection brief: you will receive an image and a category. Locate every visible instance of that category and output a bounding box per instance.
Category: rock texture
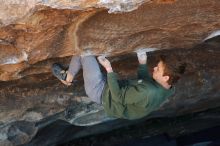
[1,0,220,81]
[0,0,178,26]
[0,0,150,26]
[0,0,220,145]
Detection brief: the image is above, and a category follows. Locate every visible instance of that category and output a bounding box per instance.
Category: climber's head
[153,55,186,88]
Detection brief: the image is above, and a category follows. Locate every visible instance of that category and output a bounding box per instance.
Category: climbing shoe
[52,63,67,81]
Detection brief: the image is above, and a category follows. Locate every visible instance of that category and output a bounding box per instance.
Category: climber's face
[153,61,169,84]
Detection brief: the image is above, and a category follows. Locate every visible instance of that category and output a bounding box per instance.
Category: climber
[52,51,186,120]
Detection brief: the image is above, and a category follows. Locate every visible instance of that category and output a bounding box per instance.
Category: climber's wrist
[106,67,113,73]
[139,60,147,65]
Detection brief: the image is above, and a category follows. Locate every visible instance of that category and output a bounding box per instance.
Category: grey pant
[68,56,106,104]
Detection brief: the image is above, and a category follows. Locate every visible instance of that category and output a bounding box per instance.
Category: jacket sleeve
[107,72,123,104]
[137,64,152,80]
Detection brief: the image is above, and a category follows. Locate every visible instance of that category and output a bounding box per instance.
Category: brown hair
[159,55,186,85]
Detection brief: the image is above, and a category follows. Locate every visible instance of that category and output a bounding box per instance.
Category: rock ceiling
[0,0,220,145]
[1,0,220,81]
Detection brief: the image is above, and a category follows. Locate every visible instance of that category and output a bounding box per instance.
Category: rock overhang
[0,0,220,145]
[1,0,220,81]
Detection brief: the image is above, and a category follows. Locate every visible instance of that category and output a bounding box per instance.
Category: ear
[163,75,169,82]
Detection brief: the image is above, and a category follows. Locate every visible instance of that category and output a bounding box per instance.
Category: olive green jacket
[102,64,175,120]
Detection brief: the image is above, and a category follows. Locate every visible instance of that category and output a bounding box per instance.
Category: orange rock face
[0,0,220,82]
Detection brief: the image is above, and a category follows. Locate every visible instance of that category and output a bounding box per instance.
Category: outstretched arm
[136,51,151,80]
[98,56,123,103]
